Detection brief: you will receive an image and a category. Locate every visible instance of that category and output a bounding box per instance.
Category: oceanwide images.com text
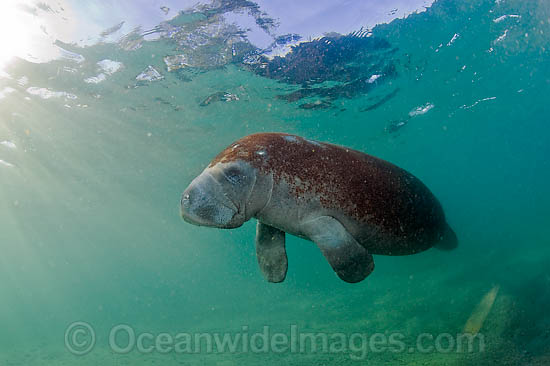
[65,322,485,360]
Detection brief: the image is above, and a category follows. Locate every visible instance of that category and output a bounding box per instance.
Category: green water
[1,0,549,364]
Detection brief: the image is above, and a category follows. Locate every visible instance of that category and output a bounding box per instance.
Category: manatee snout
[181,170,244,228]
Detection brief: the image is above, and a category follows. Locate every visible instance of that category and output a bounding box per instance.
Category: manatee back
[211,133,449,254]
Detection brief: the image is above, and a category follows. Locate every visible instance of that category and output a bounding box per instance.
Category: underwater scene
[1,0,549,364]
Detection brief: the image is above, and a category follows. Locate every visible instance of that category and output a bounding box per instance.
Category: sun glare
[0,1,32,71]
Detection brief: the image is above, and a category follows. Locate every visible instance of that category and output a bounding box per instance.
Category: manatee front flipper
[302,216,374,283]
[255,221,288,283]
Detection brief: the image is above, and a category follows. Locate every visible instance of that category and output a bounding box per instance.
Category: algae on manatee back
[464,285,500,334]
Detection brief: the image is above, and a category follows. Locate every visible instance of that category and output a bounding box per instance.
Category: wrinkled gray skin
[181,160,375,283]
[181,161,269,229]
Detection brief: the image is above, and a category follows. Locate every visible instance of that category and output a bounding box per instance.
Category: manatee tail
[435,223,458,251]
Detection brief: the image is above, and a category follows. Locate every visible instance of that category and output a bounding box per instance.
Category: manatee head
[181,161,257,228]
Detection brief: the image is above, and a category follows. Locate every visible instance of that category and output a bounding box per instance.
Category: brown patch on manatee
[209,133,446,246]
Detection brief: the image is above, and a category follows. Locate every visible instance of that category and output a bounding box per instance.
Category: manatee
[181,133,457,283]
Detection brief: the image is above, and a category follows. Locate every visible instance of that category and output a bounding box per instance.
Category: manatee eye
[223,167,245,185]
